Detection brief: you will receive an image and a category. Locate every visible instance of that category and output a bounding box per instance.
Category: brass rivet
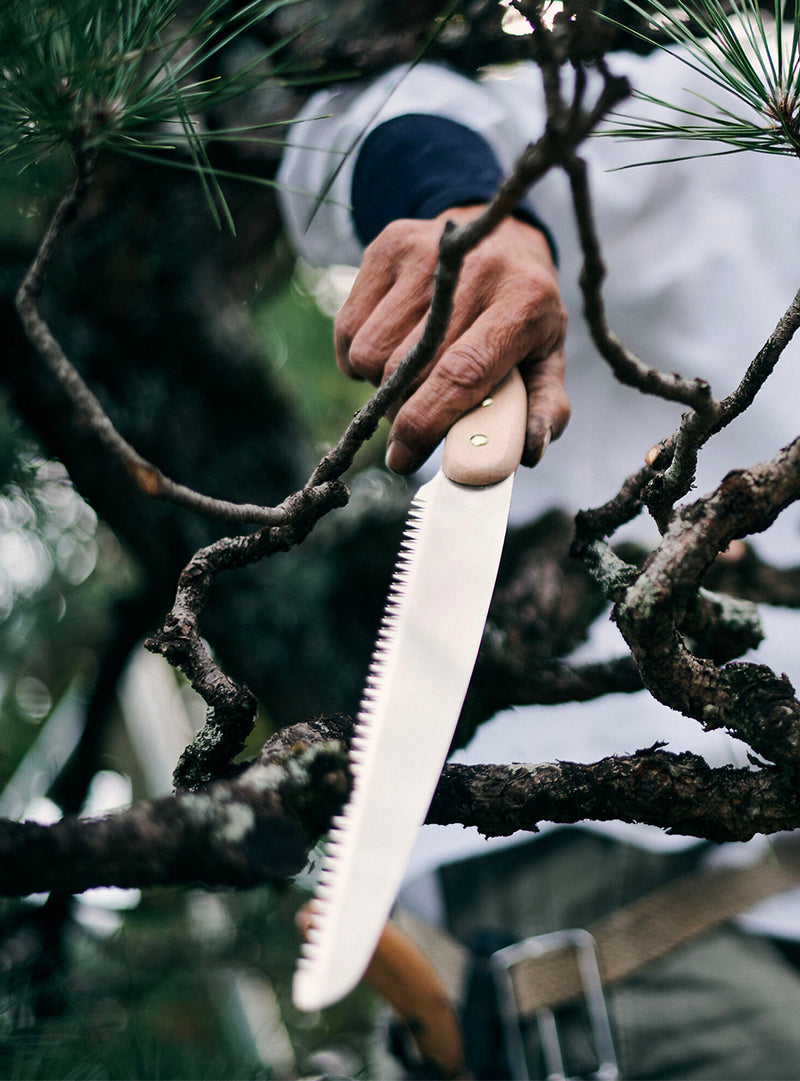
[470,434,489,447]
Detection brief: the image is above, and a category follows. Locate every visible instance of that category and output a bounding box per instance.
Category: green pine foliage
[604,0,800,157]
[0,0,310,227]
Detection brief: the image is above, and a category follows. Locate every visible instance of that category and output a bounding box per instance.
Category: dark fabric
[351,114,558,263]
[460,929,518,1080]
[437,830,800,1080]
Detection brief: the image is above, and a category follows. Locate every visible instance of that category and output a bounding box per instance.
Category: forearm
[276,60,552,267]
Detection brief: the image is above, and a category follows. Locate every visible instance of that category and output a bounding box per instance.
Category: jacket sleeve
[276,61,551,268]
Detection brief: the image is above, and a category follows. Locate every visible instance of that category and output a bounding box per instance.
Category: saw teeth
[292,486,432,1004]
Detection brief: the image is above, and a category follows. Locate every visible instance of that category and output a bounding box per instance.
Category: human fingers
[334,219,436,381]
[519,347,571,466]
[342,272,434,385]
[385,286,566,474]
[369,266,500,412]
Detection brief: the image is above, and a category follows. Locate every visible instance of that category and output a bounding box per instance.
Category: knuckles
[499,274,567,353]
[345,337,390,384]
[333,309,357,363]
[335,214,571,466]
[435,342,495,395]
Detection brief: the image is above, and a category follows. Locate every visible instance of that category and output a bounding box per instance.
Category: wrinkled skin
[334,205,570,474]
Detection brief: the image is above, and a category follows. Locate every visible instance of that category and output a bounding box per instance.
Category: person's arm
[277,64,569,473]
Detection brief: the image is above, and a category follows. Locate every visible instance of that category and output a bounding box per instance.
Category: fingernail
[385,438,413,474]
[529,425,552,465]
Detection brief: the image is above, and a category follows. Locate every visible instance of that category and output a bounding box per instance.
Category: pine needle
[0,0,316,228]
[600,0,800,160]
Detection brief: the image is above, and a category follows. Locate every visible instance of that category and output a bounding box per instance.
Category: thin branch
[614,436,800,767]
[715,282,800,430]
[644,283,800,526]
[574,280,800,550]
[14,149,292,527]
[487,654,644,706]
[562,151,722,418]
[573,460,655,546]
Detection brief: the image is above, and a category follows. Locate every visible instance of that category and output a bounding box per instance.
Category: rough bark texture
[2,716,800,901]
[0,720,352,896]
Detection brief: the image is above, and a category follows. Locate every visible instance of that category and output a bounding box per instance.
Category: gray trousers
[437,830,800,1080]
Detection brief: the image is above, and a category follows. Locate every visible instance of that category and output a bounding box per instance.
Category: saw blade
[293,469,515,1011]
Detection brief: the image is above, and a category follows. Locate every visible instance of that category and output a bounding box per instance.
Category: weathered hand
[335,205,570,474]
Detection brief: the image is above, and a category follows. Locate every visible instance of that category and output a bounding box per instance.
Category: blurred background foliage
[0,158,389,1075]
[0,16,393,1057]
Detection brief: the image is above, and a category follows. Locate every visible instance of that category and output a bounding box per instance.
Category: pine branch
[602,0,800,158]
[14,149,299,526]
[3,717,800,901]
[614,435,800,767]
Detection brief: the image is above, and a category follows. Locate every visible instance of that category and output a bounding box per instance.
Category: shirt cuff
[351,113,558,264]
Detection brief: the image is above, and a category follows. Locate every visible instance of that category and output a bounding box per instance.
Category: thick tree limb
[428,749,800,844]
[3,716,800,899]
[0,718,351,897]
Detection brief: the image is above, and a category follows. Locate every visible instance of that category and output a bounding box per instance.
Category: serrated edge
[294,490,429,984]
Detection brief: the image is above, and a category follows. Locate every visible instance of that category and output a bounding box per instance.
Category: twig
[510,17,709,424]
[14,149,293,527]
[716,283,800,431]
[563,152,722,418]
[573,459,656,546]
[614,435,800,767]
[644,287,800,526]
[487,654,644,706]
[575,284,800,542]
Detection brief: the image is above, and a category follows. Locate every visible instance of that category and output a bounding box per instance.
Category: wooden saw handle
[364,920,467,1080]
[442,367,527,487]
[297,903,467,1079]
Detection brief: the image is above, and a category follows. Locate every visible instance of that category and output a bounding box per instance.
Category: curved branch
[614,437,800,766]
[574,280,800,547]
[562,151,721,419]
[14,151,292,527]
[145,481,350,789]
